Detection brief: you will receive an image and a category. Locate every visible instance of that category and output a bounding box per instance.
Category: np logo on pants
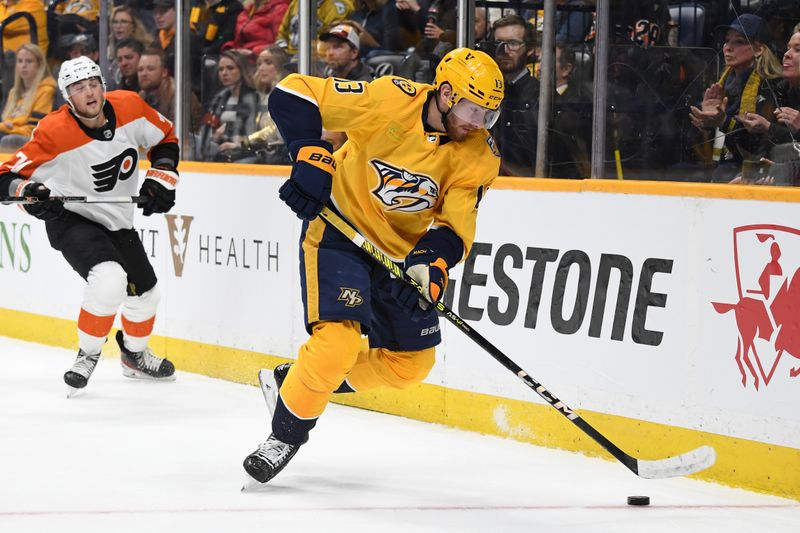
[338,287,363,307]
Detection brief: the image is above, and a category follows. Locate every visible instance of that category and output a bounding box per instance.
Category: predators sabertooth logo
[91,148,138,192]
[370,159,439,212]
[338,288,363,307]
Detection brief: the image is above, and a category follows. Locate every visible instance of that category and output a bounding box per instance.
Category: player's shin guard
[76,261,128,355]
[277,320,362,425]
[274,363,354,394]
[120,284,160,353]
[67,261,127,390]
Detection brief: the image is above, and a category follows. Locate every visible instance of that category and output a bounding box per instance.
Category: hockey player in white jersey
[0,56,180,395]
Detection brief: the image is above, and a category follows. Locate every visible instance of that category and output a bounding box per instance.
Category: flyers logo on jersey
[370,159,439,212]
[91,148,138,192]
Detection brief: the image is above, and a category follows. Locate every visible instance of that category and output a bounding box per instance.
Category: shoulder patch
[486,134,500,157]
[391,78,417,97]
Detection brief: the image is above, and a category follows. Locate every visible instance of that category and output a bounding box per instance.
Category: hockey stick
[1,195,146,204]
[319,206,716,479]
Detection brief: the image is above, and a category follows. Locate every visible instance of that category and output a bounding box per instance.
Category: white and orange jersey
[0,90,178,231]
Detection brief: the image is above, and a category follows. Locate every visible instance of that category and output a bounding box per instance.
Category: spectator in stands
[275,0,354,56]
[737,27,800,186]
[0,0,49,55]
[138,47,202,129]
[55,0,99,52]
[200,50,259,160]
[0,43,55,150]
[64,33,99,61]
[582,0,670,48]
[474,5,487,42]
[51,34,99,108]
[253,44,291,93]
[59,0,99,21]
[320,24,372,150]
[554,0,594,44]
[489,14,539,177]
[423,0,456,57]
[193,0,244,57]
[114,37,145,92]
[393,0,455,82]
[346,0,400,58]
[321,23,373,81]
[217,44,290,163]
[548,43,591,178]
[689,14,782,182]
[221,0,286,58]
[108,5,153,61]
[152,0,177,72]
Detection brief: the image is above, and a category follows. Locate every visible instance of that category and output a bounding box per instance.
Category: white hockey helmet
[58,56,106,102]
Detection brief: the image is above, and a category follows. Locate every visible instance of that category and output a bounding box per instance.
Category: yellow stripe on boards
[1,305,797,501]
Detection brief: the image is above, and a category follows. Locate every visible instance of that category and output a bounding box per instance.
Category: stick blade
[635,445,716,479]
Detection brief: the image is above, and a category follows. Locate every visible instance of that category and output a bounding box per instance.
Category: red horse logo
[711,225,800,390]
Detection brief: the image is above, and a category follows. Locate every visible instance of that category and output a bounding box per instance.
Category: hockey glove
[139,166,178,216]
[279,139,334,221]
[20,182,64,221]
[391,227,464,321]
[389,257,448,322]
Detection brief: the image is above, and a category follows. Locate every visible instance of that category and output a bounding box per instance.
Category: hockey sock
[279,320,361,420]
[78,261,128,354]
[272,394,318,446]
[120,284,160,353]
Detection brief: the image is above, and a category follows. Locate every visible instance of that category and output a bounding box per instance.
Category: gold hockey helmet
[434,48,504,111]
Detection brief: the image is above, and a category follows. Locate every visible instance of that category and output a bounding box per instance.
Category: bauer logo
[164,214,194,277]
[711,225,800,390]
[338,288,363,307]
[370,159,439,212]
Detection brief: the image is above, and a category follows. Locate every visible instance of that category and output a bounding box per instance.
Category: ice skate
[242,434,300,485]
[116,330,175,381]
[64,349,102,397]
[258,363,291,418]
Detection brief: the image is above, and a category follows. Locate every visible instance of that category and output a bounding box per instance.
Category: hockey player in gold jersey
[244,48,504,484]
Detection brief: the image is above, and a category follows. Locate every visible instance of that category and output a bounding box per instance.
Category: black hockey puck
[627,495,650,506]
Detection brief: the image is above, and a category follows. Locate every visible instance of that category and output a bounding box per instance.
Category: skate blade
[121,367,177,381]
[258,368,278,419]
[241,472,265,492]
[66,386,85,398]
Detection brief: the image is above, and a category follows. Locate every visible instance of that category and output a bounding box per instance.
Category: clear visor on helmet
[450,98,500,129]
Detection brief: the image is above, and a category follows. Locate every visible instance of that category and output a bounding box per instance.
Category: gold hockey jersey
[277,74,501,262]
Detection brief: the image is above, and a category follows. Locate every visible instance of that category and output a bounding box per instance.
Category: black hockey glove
[21,182,64,221]
[279,139,334,221]
[138,166,178,216]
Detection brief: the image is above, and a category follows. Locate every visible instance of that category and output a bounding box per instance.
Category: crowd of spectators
[3,1,800,184]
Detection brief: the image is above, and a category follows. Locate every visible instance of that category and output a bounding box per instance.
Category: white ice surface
[1,337,797,533]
